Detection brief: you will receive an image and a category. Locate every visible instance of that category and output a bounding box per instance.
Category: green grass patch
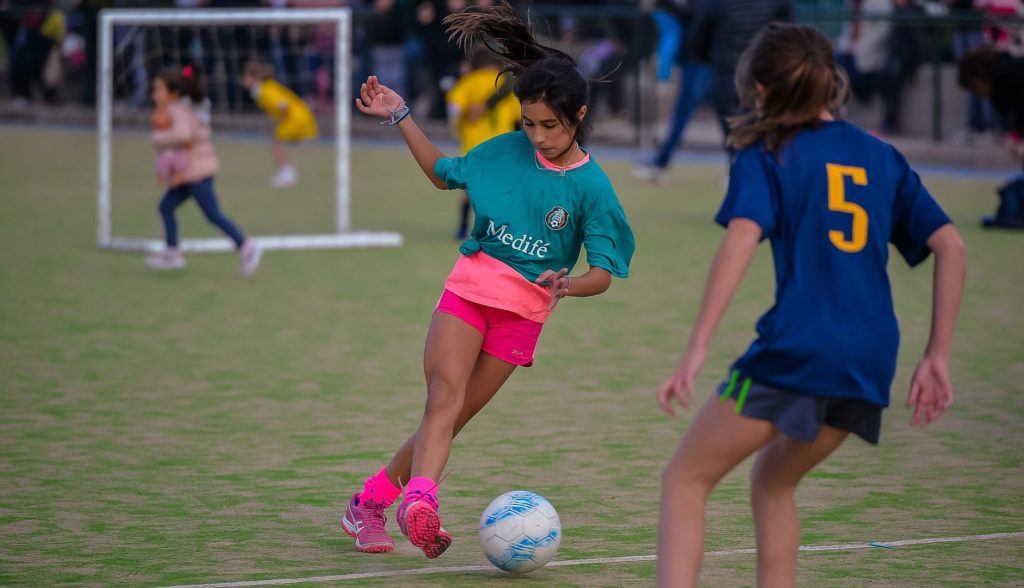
[0,129,1021,586]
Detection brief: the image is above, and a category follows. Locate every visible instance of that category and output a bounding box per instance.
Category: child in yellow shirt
[446,49,520,238]
[242,61,319,188]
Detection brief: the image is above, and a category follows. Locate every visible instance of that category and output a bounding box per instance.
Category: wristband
[381,103,411,126]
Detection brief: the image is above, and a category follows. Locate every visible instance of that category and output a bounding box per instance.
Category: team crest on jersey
[545,206,570,231]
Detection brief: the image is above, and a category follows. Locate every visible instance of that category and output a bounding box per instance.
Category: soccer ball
[479,490,562,573]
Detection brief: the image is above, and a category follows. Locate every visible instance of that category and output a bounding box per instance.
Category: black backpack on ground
[983,174,1024,230]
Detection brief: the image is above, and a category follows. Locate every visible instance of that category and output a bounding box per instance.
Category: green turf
[0,128,1022,587]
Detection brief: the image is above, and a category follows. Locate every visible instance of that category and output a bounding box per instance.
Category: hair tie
[183,65,193,78]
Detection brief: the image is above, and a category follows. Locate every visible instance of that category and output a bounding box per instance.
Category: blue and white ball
[479,490,561,573]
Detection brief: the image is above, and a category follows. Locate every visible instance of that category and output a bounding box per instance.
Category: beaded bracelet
[381,104,411,126]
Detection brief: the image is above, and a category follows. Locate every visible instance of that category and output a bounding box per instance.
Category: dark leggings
[159,177,245,248]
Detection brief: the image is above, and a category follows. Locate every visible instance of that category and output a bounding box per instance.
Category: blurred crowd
[835,0,1023,138]
[0,0,1021,141]
[0,0,642,122]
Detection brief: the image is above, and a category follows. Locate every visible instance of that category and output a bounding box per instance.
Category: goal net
[97,8,402,252]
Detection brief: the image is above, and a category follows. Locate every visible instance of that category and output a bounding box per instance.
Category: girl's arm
[906,223,966,428]
[534,266,612,310]
[396,116,448,190]
[657,218,762,415]
[152,105,192,148]
[356,76,447,189]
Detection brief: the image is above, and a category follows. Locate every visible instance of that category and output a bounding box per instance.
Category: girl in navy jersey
[656,24,966,587]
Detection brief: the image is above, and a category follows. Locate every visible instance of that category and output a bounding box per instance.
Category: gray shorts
[717,371,883,444]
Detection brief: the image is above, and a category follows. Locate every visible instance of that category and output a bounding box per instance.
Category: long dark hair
[728,23,849,153]
[443,2,592,143]
[156,63,207,104]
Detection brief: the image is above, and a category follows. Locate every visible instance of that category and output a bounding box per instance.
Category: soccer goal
[97,8,402,252]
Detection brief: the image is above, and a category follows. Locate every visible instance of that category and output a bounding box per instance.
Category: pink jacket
[151,99,219,184]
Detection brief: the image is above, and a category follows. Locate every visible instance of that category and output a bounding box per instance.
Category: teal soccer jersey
[716,121,951,407]
[434,131,634,281]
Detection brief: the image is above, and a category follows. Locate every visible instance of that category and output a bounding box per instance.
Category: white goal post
[97,8,403,252]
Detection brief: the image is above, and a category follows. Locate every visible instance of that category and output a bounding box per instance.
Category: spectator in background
[635,0,714,183]
[206,0,262,110]
[369,0,407,99]
[396,0,425,110]
[574,15,630,119]
[651,0,684,84]
[291,0,346,109]
[416,0,464,120]
[265,0,304,96]
[976,0,1024,54]
[959,47,1024,228]
[4,0,66,105]
[690,0,793,156]
[837,0,923,136]
[883,0,925,134]
[75,0,101,107]
[948,0,996,142]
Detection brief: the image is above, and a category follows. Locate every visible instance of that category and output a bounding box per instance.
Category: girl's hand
[355,75,406,120]
[906,353,954,428]
[657,345,708,416]
[534,268,569,310]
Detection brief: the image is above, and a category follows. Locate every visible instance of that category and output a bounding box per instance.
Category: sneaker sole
[341,516,394,553]
[403,503,451,559]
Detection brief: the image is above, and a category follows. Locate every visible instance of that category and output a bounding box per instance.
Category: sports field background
[0,128,1022,586]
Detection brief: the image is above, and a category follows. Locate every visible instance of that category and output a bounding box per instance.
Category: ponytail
[443,2,570,79]
[443,2,592,143]
[727,23,848,153]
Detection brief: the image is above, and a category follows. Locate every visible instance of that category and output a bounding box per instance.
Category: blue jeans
[653,63,714,168]
[159,177,245,248]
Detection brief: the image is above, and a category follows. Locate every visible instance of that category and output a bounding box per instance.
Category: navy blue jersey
[716,121,951,407]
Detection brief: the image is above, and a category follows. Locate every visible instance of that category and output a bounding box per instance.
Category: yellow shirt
[252,79,318,142]
[41,10,66,41]
[446,68,520,155]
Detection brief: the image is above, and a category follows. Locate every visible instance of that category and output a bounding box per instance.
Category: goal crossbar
[97,8,403,252]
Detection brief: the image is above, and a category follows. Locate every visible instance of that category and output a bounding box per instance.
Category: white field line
[161,531,1024,588]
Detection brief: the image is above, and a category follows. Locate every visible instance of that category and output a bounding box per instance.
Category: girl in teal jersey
[340,3,635,559]
[655,24,966,587]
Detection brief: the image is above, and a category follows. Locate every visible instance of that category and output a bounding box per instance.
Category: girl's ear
[576,105,588,122]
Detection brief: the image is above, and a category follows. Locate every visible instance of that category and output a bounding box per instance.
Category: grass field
[1,127,1022,587]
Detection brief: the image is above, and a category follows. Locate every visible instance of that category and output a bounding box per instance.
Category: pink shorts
[435,289,544,367]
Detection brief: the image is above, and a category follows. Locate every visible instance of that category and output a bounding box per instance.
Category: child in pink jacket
[146,65,261,276]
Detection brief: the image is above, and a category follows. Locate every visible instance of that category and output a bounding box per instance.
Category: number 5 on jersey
[826,163,868,253]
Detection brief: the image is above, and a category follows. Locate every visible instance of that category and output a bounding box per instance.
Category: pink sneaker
[239,240,262,277]
[145,247,185,270]
[396,494,451,559]
[342,494,394,553]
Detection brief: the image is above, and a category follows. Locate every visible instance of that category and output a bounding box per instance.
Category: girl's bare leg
[750,425,848,588]
[270,141,289,168]
[386,348,516,485]
[657,396,778,588]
